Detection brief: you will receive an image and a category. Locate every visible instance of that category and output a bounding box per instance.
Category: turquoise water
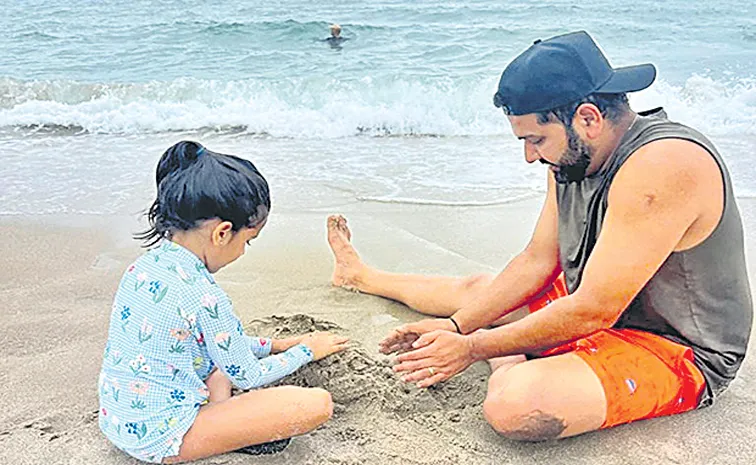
[1,0,755,214]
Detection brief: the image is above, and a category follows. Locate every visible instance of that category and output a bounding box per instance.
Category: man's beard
[543,125,593,184]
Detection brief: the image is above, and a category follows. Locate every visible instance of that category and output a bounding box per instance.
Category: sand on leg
[482,353,606,441]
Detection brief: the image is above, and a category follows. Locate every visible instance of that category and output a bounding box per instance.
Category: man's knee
[483,405,567,442]
[483,366,567,441]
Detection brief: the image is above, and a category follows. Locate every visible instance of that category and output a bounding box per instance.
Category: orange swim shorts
[527,274,706,428]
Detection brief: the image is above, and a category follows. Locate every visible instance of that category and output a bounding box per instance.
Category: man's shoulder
[618,138,717,188]
[610,139,704,201]
[634,136,709,157]
[606,137,723,229]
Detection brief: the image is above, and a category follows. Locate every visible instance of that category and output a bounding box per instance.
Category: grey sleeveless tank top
[556,107,753,407]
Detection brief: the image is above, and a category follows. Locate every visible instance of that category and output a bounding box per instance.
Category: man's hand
[392,330,477,388]
[379,318,456,355]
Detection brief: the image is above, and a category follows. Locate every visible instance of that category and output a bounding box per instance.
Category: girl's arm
[245,334,273,358]
[243,332,305,356]
[197,291,313,390]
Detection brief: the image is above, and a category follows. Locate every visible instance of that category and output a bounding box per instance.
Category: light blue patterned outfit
[98,241,313,463]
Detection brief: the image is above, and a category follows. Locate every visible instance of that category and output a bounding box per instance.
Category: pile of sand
[243,314,498,464]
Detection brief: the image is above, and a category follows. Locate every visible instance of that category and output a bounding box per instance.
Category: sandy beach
[1,196,755,465]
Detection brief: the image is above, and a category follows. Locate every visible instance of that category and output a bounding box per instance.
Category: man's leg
[327,215,494,316]
[482,328,706,441]
[483,352,607,441]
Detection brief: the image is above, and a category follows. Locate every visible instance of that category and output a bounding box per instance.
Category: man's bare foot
[487,355,527,373]
[327,215,365,290]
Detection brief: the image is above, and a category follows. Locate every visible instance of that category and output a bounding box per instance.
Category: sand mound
[247,314,486,418]
[247,314,488,414]
[241,314,498,464]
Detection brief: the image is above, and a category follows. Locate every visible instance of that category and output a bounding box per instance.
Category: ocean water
[1,0,755,215]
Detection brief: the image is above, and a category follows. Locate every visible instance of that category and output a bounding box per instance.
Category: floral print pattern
[98,241,313,463]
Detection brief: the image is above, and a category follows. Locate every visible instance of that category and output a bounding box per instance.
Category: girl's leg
[204,368,231,404]
[164,386,333,463]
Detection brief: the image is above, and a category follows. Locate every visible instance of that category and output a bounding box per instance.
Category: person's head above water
[329,24,341,37]
[135,141,270,273]
[493,31,656,183]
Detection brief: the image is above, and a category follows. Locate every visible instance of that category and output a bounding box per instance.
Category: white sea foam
[1,74,753,139]
[2,72,755,215]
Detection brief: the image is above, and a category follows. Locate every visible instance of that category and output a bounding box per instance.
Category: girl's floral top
[98,241,313,463]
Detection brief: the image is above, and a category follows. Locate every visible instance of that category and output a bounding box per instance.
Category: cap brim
[596,63,656,94]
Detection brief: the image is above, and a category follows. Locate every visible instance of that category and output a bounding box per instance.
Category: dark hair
[534,93,630,127]
[135,141,271,247]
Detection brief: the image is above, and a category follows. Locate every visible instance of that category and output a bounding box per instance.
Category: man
[326,31,752,440]
[324,23,348,48]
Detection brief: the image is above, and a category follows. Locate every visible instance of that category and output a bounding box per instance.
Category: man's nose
[524,142,540,164]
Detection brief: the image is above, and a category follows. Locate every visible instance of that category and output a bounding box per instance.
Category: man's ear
[211,221,234,246]
[573,103,604,140]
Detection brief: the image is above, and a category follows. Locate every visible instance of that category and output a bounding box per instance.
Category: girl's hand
[270,336,305,354]
[300,332,350,361]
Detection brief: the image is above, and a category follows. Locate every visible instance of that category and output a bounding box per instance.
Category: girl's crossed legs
[164,369,332,463]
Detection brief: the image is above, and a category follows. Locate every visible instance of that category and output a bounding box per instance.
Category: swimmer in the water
[324,24,348,47]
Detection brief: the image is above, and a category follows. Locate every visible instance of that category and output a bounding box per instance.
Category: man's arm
[394,140,722,387]
[451,172,562,333]
[468,140,714,359]
[379,173,561,354]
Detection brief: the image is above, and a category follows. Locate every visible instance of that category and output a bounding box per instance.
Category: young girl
[98,141,348,463]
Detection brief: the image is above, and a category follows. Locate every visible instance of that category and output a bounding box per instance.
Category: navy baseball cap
[493,31,656,115]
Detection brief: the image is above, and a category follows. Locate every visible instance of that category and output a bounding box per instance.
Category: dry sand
[2,197,755,464]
